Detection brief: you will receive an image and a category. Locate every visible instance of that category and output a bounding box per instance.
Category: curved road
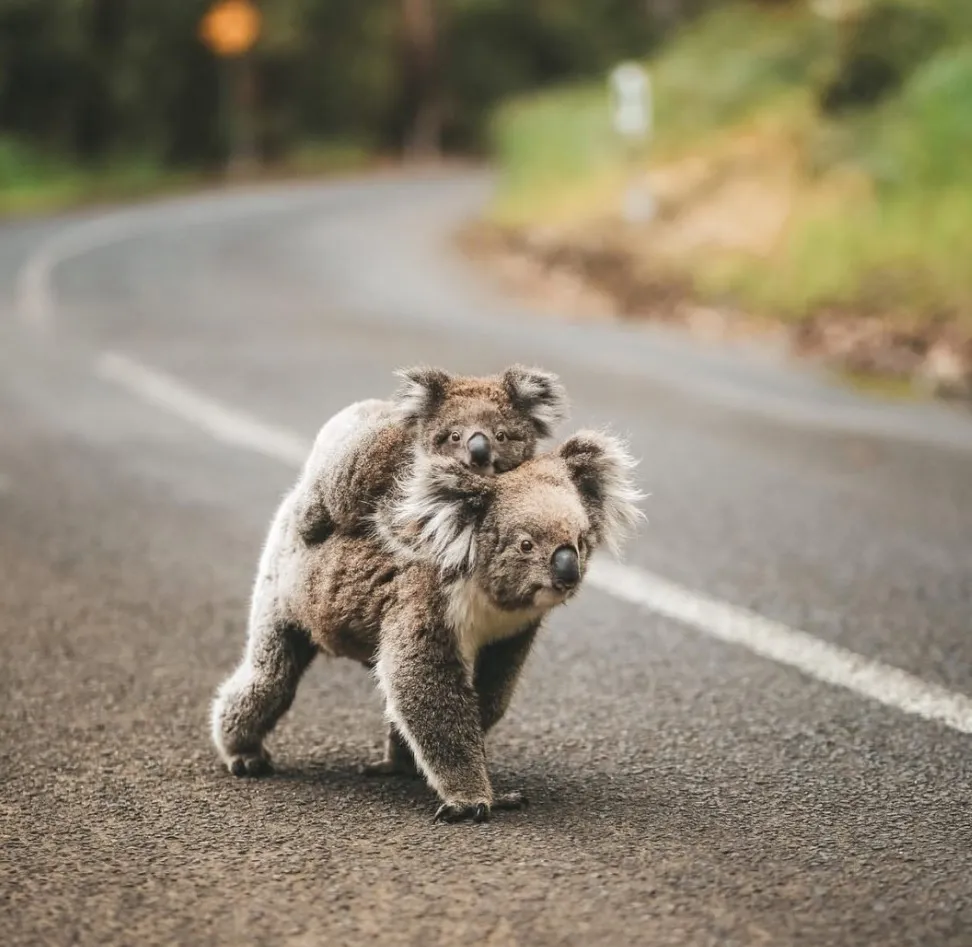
[2,169,971,946]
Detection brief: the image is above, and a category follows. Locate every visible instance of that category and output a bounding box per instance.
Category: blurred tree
[400,0,441,159]
[0,0,709,172]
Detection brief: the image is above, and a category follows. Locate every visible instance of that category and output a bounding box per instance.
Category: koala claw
[361,758,420,778]
[433,801,491,824]
[493,790,528,810]
[228,752,273,778]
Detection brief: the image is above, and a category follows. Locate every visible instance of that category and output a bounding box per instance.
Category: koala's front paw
[433,800,491,824]
[361,757,420,778]
[227,750,274,778]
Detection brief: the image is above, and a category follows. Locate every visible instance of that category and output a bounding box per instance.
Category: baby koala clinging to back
[292,364,569,545]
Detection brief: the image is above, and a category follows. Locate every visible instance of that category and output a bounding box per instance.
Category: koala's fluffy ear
[389,455,494,576]
[559,430,646,557]
[503,365,570,439]
[393,366,452,423]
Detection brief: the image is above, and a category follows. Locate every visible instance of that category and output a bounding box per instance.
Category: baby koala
[292,364,569,545]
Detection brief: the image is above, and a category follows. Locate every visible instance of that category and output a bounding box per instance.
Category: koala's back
[291,531,442,665]
[304,399,412,531]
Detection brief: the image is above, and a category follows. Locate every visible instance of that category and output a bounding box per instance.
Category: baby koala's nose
[551,545,580,590]
[467,432,492,469]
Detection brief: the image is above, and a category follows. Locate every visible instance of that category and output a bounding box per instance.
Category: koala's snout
[551,545,580,590]
[466,432,491,469]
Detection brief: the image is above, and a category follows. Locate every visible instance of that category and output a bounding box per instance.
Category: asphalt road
[2,168,971,946]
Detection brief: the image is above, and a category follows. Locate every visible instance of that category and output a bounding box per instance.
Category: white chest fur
[445,579,545,667]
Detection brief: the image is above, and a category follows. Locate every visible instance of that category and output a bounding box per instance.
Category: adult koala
[211,431,645,823]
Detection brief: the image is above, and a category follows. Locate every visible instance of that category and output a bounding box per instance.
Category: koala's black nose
[467,432,491,468]
[551,545,580,589]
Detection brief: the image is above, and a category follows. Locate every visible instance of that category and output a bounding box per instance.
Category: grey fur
[211,428,645,823]
[291,365,569,545]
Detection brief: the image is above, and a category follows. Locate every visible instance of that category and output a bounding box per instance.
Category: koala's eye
[495,431,507,443]
[519,539,534,553]
[450,431,461,443]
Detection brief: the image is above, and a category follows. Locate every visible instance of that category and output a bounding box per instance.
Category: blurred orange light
[199,0,261,57]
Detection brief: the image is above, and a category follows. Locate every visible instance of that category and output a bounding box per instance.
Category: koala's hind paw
[361,758,420,778]
[433,801,491,824]
[493,790,529,811]
[228,751,274,778]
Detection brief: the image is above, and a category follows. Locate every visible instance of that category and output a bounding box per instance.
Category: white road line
[15,186,351,335]
[94,349,972,737]
[589,559,972,734]
[18,217,135,335]
[96,351,309,466]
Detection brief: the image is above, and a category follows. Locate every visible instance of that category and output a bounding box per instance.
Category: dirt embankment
[463,141,972,403]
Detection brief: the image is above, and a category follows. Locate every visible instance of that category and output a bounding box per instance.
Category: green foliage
[716,186,972,321]
[490,84,620,219]
[819,1,948,113]
[647,2,832,140]
[747,43,972,320]
[0,134,198,215]
[490,1,832,218]
[0,0,223,166]
[489,0,972,326]
[865,45,972,188]
[0,135,66,188]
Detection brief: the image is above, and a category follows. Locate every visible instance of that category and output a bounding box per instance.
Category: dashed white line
[18,216,136,335]
[93,349,972,737]
[96,351,309,466]
[589,559,972,735]
[15,184,365,336]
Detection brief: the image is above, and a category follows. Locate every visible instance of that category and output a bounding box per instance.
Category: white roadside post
[608,61,655,223]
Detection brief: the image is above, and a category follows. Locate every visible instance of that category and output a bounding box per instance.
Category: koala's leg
[292,398,393,545]
[475,624,540,734]
[472,624,540,811]
[211,618,318,777]
[375,628,495,824]
[361,725,420,778]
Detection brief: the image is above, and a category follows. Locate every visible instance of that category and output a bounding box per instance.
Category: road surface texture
[2,169,971,946]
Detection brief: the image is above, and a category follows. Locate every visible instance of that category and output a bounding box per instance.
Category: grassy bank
[0,138,374,219]
[488,0,972,336]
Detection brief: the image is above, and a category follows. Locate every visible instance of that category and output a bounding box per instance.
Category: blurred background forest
[1,0,970,394]
[0,0,691,203]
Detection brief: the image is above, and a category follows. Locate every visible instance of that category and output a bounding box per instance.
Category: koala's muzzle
[466,432,491,469]
[551,545,580,590]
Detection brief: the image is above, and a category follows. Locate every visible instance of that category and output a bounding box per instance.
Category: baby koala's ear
[502,365,570,439]
[558,430,646,557]
[389,455,495,576]
[393,366,452,423]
